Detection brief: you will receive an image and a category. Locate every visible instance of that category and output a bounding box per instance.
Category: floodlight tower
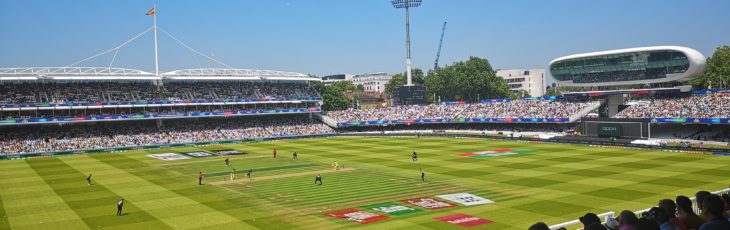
[391,0,422,86]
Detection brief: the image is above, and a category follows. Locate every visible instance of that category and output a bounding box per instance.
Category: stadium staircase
[569,101,603,122]
[294,89,305,98]
[316,114,339,128]
[253,89,264,99]
[39,91,49,103]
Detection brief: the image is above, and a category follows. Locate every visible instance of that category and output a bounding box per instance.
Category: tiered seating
[0,82,321,105]
[614,92,730,118]
[326,100,597,122]
[0,115,333,155]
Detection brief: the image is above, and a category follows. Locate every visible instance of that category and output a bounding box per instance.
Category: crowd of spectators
[339,123,574,134]
[0,115,333,155]
[0,82,320,105]
[530,190,730,230]
[614,93,730,119]
[326,100,598,122]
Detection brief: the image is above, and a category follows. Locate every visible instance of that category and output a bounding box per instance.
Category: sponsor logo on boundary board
[212,149,246,155]
[457,148,534,158]
[146,153,190,161]
[434,214,492,227]
[361,202,424,216]
[326,193,493,225]
[401,197,456,210]
[181,151,215,158]
[436,193,494,206]
[324,208,389,224]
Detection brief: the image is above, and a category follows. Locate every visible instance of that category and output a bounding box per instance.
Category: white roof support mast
[152,5,160,77]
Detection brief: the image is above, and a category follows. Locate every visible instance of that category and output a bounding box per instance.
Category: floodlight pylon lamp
[391,0,422,8]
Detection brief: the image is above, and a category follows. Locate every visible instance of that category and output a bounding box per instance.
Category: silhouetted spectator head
[528,222,550,230]
[618,210,639,226]
[721,193,730,207]
[580,213,601,227]
[702,194,726,220]
[643,207,670,224]
[675,195,696,215]
[695,190,711,210]
[658,199,677,218]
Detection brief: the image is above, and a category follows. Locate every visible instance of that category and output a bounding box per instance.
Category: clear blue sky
[1,0,729,77]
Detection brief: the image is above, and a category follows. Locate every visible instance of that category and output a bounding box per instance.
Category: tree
[384,68,425,98]
[692,45,730,89]
[425,56,510,103]
[321,88,350,111]
[309,81,326,94]
[319,81,360,111]
[329,81,360,93]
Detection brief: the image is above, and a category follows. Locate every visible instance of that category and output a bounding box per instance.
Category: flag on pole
[146,7,156,15]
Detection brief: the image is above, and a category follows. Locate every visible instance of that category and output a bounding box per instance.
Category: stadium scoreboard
[393,85,426,106]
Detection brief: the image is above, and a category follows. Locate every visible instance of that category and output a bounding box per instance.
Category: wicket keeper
[315,174,322,185]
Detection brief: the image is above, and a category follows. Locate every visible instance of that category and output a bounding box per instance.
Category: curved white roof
[0,67,318,81]
[549,46,707,87]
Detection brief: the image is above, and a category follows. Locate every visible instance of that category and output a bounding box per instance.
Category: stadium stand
[0,115,333,155]
[325,100,599,123]
[613,92,729,119]
[0,81,320,105]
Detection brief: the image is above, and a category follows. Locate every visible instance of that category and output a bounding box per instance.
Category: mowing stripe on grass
[206,163,320,177]
[87,152,322,230]
[0,160,88,230]
[59,154,259,230]
[0,184,11,230]
[25,158,170,230]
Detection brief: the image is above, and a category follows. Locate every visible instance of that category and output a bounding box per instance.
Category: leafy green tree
[329,81,360,93]
[692,45,730,89]
[309,81,325,94]
[425,57,510,103]
[321,89,350,111]
[319,81,361,111]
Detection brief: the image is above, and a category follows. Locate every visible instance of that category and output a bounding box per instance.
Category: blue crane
[434,21,447,70]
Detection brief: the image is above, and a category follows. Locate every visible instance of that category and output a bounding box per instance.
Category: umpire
[116,198,124,216]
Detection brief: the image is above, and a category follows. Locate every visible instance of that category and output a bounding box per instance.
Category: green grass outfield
[1,136,730,230]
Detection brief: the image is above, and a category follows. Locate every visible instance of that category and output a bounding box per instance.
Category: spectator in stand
[0,82,320,105]
[528,222,550,230]
[326,100,598,123]
[659,199,688,230]
[721,194,730,216]
[618,210,639,230]
[676,195,705,230]
[645,207,682,230]
[699,195,730,230]
[696,191,713,221]
[614,92,730,119]
[0,116,334,155]
[580,213,603,229]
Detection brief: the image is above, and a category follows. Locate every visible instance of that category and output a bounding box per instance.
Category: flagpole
[153,4,159,77]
